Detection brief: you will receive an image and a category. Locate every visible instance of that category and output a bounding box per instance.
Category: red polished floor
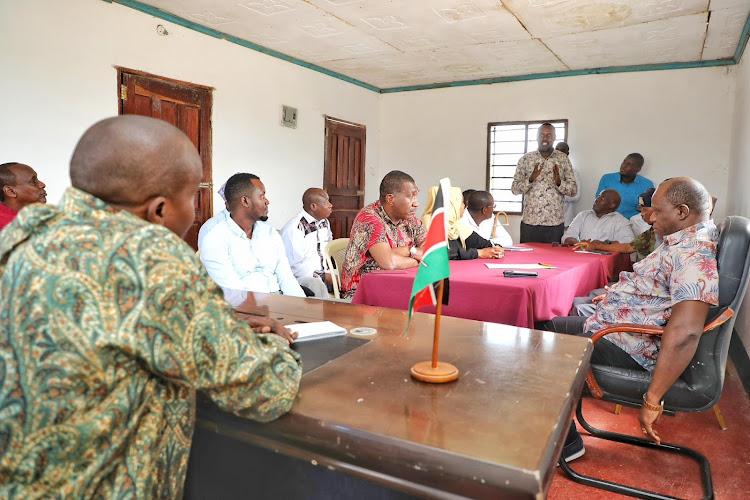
[548,363,750,499]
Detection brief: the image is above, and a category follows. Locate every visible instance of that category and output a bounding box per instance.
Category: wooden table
[352,243,632,328]
[185,293,592,499]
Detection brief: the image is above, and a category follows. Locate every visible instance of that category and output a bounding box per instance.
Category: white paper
[285,321,347,342]
[485,263,556,270]
[503,246,533,252]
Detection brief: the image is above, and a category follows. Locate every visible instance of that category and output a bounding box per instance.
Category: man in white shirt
[280,188,333,298]
[198,173,305,297]
[562,189,633,245]
[460,190,513,247]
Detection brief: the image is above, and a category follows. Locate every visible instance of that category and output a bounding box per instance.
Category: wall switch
[281,105,298,128]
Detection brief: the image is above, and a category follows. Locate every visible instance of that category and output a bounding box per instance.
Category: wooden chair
[324,238,350,300]
[490,211,509,239]
[559,216,750,499]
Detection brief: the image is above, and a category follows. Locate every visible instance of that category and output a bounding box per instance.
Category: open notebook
[285,321,348,342]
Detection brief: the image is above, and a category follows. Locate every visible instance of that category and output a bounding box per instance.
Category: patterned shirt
[511,150,577,226]
[0,188,302,499]
[584,221,719,370]
[341,200,426,299]
[631,226,660,257]
[280,210,332,281]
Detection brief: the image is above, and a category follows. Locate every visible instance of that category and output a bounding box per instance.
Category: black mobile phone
[503,270,538,278]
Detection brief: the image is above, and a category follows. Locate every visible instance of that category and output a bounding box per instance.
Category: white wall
[728,52,750,356]
[0,0,380,228]
[379,68,736,243]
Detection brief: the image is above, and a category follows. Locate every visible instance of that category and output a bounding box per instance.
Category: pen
[537,263,554,268]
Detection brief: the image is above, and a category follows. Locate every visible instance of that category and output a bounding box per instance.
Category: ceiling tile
[702,6,750,60]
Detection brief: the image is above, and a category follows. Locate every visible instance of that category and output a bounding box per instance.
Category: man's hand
[591,292,606,304]
[553,164,561,186]
[246,315,298,344]
[529,163,543,182]
[639,396,663,444]
[478,247,504,259]
[574,240,597,251]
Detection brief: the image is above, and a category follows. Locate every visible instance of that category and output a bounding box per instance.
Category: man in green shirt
[0,116,302,498]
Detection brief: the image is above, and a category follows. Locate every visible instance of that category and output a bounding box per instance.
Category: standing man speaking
[511,123,577,243]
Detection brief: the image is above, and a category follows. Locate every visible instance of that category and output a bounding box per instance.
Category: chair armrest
[584,308,734,399]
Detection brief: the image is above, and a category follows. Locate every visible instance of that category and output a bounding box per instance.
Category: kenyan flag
[407,177,451,326]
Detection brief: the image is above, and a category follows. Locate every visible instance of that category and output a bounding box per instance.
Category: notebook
[503,246,534,252]
[286,321,348,342]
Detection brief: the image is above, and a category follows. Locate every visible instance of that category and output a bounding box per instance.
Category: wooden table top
[196,292,593,499]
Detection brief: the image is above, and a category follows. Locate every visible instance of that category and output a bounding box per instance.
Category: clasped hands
[529,163,561,186]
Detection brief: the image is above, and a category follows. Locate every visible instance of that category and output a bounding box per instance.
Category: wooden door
[323,117,366,239]
[118,69,213,250]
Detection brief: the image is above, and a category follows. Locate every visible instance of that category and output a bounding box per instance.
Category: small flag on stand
[407,177,451,328]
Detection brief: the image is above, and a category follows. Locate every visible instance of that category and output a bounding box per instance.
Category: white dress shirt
[564,167,583,226]
[562,209,634,244]
[280,209,333,280]
[198,210,304,296]
[460,211,513,247]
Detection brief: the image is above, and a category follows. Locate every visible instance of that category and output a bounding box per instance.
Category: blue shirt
[596,173,654,219]
[198,210,305,296]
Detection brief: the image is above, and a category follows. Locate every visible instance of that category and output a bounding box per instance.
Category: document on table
[485,263,556,270]
[503,246,534,252]
[285,321,348,342]
[574,250,612,255]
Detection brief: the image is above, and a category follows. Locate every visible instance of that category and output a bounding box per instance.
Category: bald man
[0,116,301,498]
[562,189,633,246]
[280,188,334,298]
[0,162,47,230]
[547,177,718,459]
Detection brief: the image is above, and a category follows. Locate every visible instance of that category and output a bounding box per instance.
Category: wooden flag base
[410,361,459,384]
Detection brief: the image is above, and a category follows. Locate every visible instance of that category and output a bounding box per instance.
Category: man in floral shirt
[341,170,427,300]
[548,177,718,457]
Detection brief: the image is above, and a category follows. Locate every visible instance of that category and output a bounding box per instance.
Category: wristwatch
[642,392,664,412]
[409,246,418,258]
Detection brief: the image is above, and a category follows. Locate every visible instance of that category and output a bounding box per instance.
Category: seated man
[280,188,334,298]
[0,162,47,230]
[460,190,513,248]
[341,170,426,299]
[571,188,660,317]
[199,173,305,297]
[547,177,718,459]
[0,116,301,498]
[596,153,654,219]
[562,189,633,246]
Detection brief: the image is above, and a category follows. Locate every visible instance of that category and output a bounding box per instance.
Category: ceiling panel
[129,0,750,90]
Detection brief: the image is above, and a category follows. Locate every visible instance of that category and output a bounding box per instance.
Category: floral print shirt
[584,221,719,370]
[0,188,301,499]
[511,149,577,226]
[341,200,426,299]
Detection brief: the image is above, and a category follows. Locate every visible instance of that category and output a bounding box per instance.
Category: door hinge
[120,84,127,100]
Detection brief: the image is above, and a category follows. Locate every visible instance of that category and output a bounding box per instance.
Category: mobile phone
[503,270,538,278]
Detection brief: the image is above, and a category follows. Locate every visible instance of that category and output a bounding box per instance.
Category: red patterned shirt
[0,203,17,231]
[584,220,719,370]
[341,200,426,299]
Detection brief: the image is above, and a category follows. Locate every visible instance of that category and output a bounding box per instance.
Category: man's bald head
[651,177,711,238]
[302,188,326,208]
[660,177,712,218]
[302,187,332,221]
[593,189,621,216]
[70,116,202,206]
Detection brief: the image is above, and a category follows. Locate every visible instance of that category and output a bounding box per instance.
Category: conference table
[184,292,593,499]
[352,243,632,328]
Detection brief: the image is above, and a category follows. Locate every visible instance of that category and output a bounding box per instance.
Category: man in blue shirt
[596,153,654,219]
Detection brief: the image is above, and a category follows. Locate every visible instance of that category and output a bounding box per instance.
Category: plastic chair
[559,216,750,499]
[324,238,350,299]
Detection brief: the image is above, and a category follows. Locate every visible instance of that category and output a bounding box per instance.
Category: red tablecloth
[351,243,632,328]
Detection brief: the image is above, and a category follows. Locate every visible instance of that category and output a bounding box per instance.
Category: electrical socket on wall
[281,105,298,128]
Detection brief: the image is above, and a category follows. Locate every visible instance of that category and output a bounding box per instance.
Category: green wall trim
[106,0,750,95]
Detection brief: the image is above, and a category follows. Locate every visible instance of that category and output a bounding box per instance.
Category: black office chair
[559,216,750,500]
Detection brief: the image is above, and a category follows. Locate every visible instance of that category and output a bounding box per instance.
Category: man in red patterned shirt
[341,170,427,300]
[0,163,47,230]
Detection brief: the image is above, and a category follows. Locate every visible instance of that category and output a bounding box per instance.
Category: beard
[260,215,269,221]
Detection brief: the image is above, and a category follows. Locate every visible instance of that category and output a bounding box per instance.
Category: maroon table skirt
[351,243,632,328]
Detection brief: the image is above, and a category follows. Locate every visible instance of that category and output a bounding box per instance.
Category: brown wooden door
[118,69,213,250]
[323,117,366,239]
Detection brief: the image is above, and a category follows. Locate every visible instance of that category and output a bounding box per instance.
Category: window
[486,120,568,214]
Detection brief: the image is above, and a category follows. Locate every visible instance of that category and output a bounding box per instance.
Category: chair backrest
[679,216,750,409]
[324,238,350,299]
